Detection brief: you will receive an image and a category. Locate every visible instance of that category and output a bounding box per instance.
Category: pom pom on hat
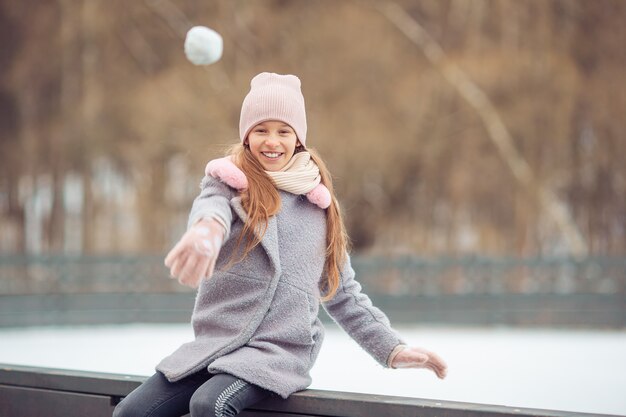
[184,26,223,65]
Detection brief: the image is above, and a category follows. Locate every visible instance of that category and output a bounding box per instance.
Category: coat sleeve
[187,175,236,241]
[321,254,406,367]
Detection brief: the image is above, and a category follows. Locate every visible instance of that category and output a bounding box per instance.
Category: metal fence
[357,255,626,295]
[1,255,625,327]
[1,254,624,295]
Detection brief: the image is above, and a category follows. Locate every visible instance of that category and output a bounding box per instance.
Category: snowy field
[1,324,625,416]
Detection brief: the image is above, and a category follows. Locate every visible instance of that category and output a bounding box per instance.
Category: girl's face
[245,120,301,171]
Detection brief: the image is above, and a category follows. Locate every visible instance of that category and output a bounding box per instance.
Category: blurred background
[1,0,626,410]
[1,0,626,414]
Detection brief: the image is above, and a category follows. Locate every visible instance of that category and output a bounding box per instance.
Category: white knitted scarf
[265,151,321,195]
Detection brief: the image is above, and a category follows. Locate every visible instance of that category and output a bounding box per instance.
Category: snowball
[184,26,223,65]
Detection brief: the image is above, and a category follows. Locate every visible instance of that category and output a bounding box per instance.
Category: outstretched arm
[322,255,447,379]
[165,176,235,288]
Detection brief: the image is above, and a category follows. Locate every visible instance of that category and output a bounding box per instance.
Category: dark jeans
[113,370,273,417]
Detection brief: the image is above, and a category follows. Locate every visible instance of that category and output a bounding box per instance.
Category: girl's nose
[265,135,280,146]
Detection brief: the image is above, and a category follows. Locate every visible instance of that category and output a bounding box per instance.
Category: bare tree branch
[144,0,193,37]
[117,15,162,74]
[143,0,232,90]
[371,1,588,256]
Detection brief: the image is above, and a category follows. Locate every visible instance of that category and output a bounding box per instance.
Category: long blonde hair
[226,143,349,301]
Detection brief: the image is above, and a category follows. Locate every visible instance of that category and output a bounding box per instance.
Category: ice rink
[1,324,625,415]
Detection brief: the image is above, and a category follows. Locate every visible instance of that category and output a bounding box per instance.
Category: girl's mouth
[262,152,283,160]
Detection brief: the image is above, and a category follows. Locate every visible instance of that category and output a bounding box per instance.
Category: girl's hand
[164,218,225,288]
[391,346,448,379]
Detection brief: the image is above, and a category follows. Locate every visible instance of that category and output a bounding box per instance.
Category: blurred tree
[0,0,624,257]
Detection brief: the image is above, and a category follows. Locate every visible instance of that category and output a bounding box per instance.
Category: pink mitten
[390,345,448,379]
[164,218,225,288]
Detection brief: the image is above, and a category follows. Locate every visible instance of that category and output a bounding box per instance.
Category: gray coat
[156,175,405,398]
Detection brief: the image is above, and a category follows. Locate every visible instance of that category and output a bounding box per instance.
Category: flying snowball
[184,26,223,65]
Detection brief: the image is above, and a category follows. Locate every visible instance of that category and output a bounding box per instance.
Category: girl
[114,72,447,417]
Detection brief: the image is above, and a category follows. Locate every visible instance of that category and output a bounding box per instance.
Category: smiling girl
[113,72,447,417]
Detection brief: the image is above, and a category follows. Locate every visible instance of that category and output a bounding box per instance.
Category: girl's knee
[189,390,221,417]
[112,397,140,417]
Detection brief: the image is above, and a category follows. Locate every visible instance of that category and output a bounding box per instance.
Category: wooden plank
[0,364,619,417]
[0,363,143,397]
[0,385,115,417]
[241,413,322,417]
[251,389,603,417]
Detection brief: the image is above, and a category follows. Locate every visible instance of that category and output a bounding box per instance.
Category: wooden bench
[0,363,613,417]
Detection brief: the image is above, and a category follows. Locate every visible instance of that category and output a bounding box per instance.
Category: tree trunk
[80,0,101,254]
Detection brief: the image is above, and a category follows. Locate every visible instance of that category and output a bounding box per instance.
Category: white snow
[184,26,223,65]
[1,324,625,415]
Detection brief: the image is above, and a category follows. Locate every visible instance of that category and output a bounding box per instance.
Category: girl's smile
[261,151,283,159]
[245,120,301,171]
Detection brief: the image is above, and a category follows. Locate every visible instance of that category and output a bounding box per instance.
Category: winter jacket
[156,161,405,398]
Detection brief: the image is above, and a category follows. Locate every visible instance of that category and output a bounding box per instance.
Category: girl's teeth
[263,152,281,158]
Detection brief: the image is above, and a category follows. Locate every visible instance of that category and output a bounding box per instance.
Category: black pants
[113,370,273,417]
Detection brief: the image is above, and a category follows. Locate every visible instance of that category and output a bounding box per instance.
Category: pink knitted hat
[239,72,307,145]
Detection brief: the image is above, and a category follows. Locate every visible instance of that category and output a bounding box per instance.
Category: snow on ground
[1,324,625,416]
